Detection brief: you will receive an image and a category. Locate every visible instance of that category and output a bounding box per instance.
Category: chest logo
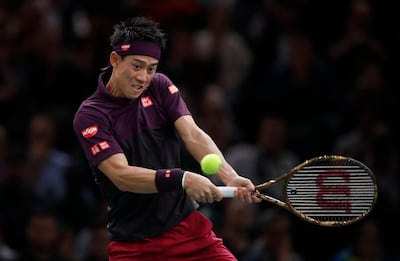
[141,96,153,108]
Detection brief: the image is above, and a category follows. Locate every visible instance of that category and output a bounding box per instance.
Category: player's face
[112,54,158,99]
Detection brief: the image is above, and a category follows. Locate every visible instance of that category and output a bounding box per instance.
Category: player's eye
[147,66,157,73]
[133,64,141,70]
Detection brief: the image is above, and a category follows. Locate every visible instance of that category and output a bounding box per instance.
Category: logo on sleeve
[81,125,98,138]
[141,96,153,107]
[168,85,179,94]
[90,141,110,156]
[99,141,110,150]
[90,144,101,156]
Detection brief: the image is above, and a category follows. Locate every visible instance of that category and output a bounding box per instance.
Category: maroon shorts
[108,210,236,261]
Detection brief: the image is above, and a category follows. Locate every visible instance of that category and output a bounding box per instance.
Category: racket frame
[254,155,378,226]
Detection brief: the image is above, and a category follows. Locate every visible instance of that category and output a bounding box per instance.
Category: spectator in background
[216,200,257,260]
[243,208,303,261]
[197,84,239,152]
[158,25,201,114]
[0,29,20,131]
[233,0,311,139]
[20,210,70,261]
[57,160,104,234]
[58,226,80,261]
[328,0,385,87]
[0,146,30,254]
[333,104,399,254]
[224,113,300,201]
[332,56,399,250]
[135,0,201,26]
[192,0,253,109]
[78,219,109,261]
[255,31,338,159]
[333,84,399,208]
[8,0,98,119]
[22,112,72,210]
[331,219,396,261]
[0,217,20,261]
[337,58,394,127]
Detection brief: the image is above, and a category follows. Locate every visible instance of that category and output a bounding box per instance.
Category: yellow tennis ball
[201,153,222,175]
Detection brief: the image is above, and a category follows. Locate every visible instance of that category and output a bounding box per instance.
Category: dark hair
[109,16,167,51]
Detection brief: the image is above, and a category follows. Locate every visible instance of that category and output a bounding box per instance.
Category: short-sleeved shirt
[73,68,198,241]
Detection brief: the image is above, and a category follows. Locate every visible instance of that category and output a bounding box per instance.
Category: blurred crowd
[1,0,399,260]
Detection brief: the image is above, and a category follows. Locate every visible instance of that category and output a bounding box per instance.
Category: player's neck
[106,76,122,97]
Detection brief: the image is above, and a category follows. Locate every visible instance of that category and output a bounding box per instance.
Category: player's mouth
[132,85,145,90]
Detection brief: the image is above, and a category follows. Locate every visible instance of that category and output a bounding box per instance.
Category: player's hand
[226,176,262,203]
[183,172,222,203]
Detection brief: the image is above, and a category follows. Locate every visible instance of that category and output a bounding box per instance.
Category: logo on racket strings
[316,170,351,213]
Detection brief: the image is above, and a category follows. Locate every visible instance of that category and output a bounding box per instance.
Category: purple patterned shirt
[73,69,197,240]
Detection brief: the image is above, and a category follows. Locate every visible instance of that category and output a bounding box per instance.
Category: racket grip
[217,186,237,198]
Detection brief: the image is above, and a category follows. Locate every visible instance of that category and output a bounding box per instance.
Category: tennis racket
[218,155,378,227]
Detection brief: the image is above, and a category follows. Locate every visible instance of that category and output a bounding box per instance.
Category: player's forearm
[110,166,159,193]
[184,129,238,185]
[98,154,159,193]
[103,166,159,193]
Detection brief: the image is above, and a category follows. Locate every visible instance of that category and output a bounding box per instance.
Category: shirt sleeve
[73,107,123,167]
[152,73,191,122]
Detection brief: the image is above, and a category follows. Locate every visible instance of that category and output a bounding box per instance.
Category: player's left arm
[175,115,258,201]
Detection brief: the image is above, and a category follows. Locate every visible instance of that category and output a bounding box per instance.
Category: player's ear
[109,51,120,67]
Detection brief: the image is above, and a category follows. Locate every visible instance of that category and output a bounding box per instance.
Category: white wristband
[181,171,188,189]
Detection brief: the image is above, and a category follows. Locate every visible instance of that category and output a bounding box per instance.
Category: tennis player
[73,16,260,260]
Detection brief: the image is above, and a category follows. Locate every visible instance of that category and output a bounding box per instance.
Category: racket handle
[217,186,236,198]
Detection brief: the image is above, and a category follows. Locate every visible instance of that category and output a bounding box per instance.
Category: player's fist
[183,172,222,203]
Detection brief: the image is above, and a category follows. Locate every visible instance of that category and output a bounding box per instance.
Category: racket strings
[286,160,376,224]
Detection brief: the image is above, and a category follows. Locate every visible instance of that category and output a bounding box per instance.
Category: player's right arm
[97,153,158,193]
[98,154,220,202]
[74,109,221,202]
[74,110,159,194]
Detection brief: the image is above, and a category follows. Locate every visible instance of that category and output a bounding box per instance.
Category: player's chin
[127,90,144,99]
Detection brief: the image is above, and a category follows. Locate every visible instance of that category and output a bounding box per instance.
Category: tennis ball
[200,153,222,175]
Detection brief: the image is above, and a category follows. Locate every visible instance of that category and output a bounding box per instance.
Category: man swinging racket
[73,16,260,261]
